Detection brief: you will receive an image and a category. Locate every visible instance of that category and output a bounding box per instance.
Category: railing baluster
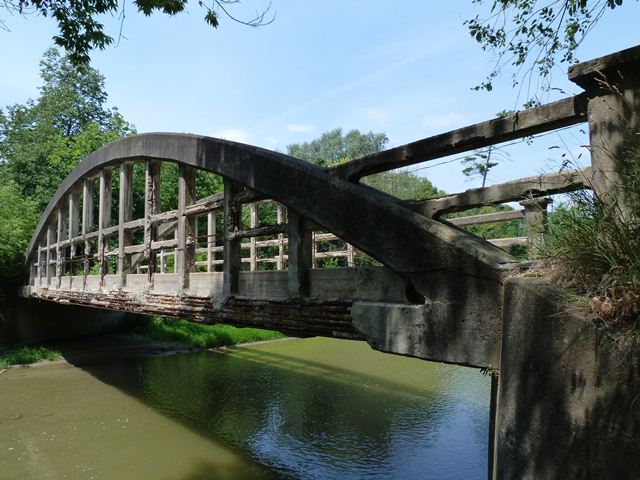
[68,190,80,286]
[82,179,94,289]
[223,180,242,298]
[177,164,196,293]
[249,202,258,271]
[56,207,66,288]
[287,209,311,298]
[144,161,161,284]
[277,204,285,271]
[98,168,112,287]
[46,222,55,287]
[118,162,133,288]
[207,211,216,272]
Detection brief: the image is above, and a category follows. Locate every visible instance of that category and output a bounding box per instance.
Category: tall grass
[542,142,640,328]
[0,346,61,368]
[123,315,285,348]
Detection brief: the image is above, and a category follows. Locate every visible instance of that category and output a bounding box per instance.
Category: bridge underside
[22,267,409,340]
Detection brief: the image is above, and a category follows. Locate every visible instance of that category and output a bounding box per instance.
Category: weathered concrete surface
[352,268,506,368]
[496,277,640,479]
[12,298,125,345]
[330,95,588,181]
[570,44,640,212]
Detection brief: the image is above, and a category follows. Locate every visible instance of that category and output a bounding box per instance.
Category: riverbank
[1,316,286,368]
[122,315,285,348]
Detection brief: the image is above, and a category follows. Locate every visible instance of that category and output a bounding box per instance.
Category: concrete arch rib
[28,133,516,289]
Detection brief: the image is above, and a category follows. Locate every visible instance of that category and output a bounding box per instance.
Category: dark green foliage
[466,0,631,100]
[122,315,285,348]
[287,128,389,168]
[0,48,133,310]
[543,141,640,327]
[446,205,525,239]
[0,182,38,280]
[287,128,441,201]
[0,48,134,213]
[2,0,273,64]
[362,171,442,201]
[0,346,61,368]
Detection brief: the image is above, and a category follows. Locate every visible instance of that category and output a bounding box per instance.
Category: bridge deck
[23,267,409,339]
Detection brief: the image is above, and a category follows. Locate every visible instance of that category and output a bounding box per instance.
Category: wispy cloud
[213,129,251,143]
[286,124,315,133]
[421,112,468,129]
[267,35,463,124]
[364,108,389,123]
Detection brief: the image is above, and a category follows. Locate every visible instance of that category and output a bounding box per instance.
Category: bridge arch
[24,132,517,367]
[28,133,514,278]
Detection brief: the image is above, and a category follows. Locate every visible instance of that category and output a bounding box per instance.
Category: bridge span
[18,45,640,479]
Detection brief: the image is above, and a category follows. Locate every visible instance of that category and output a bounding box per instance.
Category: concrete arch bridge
[19,46,640,479]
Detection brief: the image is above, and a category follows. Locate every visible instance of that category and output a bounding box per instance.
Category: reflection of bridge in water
[18,46,640,479]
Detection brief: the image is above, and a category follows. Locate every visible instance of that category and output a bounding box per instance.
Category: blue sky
[1,1,638,194]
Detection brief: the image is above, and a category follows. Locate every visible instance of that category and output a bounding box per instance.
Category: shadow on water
[57,336,490,480]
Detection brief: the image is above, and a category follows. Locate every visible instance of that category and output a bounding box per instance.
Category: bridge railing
[327,46,640,255]
[27,46,640,304]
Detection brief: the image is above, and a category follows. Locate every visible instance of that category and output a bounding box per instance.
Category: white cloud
[364,108,389,123]
[286,124,315,133]
[213,129,251,143]
[421,112,468,129]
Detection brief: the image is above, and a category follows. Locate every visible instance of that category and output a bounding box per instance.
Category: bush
[0,346,61,368]
[542,142,640,328]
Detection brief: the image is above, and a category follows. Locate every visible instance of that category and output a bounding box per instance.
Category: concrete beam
[330,95,588,181]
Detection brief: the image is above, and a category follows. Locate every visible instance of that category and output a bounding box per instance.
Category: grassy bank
[123,315,286,349]
[0,346,61,368]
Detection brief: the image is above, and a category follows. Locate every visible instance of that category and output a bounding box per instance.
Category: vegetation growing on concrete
[542,146,640,329]
[0,346,61,368]
[123,315,285,348]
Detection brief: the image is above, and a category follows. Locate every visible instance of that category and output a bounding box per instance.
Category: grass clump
[0,346,61,368]
[542,143,640,329]
[123,315,285,348]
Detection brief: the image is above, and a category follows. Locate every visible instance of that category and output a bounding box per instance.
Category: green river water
[0,337,490,479]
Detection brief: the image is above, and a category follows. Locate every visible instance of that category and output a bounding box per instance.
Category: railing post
[276,204,285,270]
[569,48,640,214]
[207,211,216,272]
[144,161,161,284]
[98,168,112,286]
[36,242,44,287]
[223,179,242,298]
[56,207,66,288]
[311,231,318,269]
[68,190,80,284]
[249,202,258,271]
[118,162,133,288]
[46,222,55,287]
[519,197,552,257]
[347,243,355,267]
[287,209,312,298]
[82,178,94,289]
[177,164,196,293]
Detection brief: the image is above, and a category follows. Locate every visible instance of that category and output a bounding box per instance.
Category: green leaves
[0,48,134,284]
[3,0,273,65]
[466,0,631,103]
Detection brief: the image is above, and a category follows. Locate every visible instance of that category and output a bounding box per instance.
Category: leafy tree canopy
[287,128,442,201]
[0,48,134,212]
[1,0,274,64]
[287,128,389,168]
[466,0,632,103]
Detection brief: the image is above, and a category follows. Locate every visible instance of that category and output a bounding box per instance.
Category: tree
[466,0,632,102]
[287,128,389,168]
[1,0,274,64]
[0,48,134,212]
[287,128,441,200]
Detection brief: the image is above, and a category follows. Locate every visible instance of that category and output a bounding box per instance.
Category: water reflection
[83,337,490,479]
